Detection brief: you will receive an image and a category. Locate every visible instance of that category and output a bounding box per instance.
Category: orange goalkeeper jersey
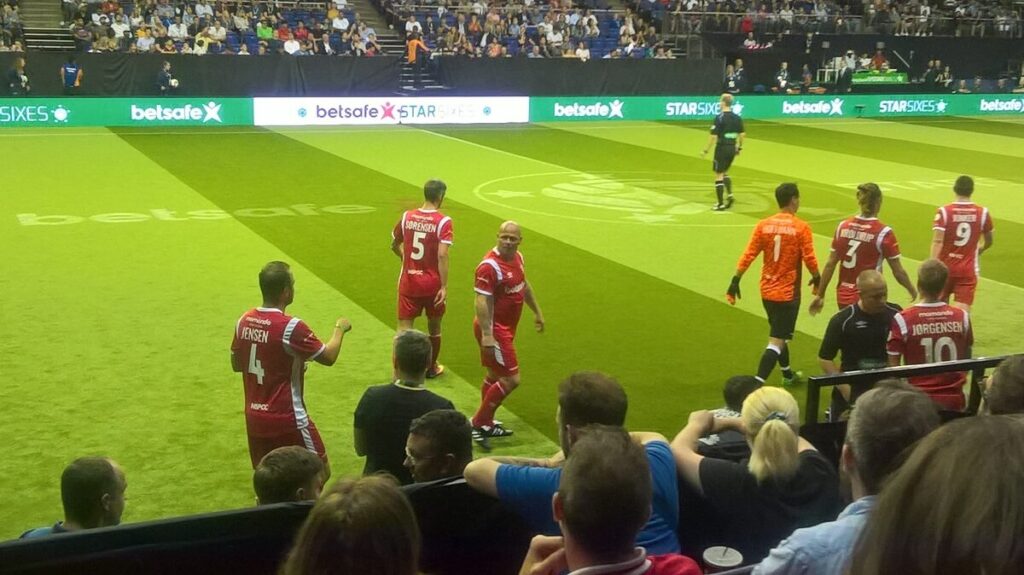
[737,212,819,302]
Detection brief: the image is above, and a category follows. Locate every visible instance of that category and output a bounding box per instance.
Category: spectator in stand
[157,38,176,53]
[871,49,887,70]
[331,12,349,33]
[282,32,300,54]
[354,330,454,485]
[403,410,473,484]
[293,20,309,42]
[365,32,381,55]
[407,31,428,86]
[279,476,420,575]
[850,415,1024,575]
[528,44,544,58]
[837,59,855,93]
[972,75,984,92]
[110,14,129,42]
[800,63,812,93]
[194,0,213,20]
[671,386,841,563]
[166,15,187,41]
[755,381,939,575]
[60,55,82,94]
[464,371,682,555]
[519,426,702,575]
[233,10,250,33]
[773,61,790,92]
[208,18,227,45]
[575,40,590,61]
[405,14,421,39]
[253,446,325,505]
[981,355,1024,415]
[733,58,748,91]
[136,26,155,51]
[20,457,127,538]
[256,17,273,42]
[193,28,212,54]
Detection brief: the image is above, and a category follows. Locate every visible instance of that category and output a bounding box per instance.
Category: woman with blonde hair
[279,475,420,575]
[671,386,840,563]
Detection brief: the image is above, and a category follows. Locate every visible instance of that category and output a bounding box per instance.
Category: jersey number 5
[410,231,427,261]
[920,336,958,364]
[953,222,972,248]
[249,344,265,385]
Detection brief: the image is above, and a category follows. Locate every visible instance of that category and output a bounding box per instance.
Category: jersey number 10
[920,336,958,364]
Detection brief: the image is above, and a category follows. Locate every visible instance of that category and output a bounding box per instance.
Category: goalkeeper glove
[808,274,822,294]
[726,276,741,305]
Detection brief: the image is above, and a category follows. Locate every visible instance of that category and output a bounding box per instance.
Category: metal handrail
[804,355,1010,424]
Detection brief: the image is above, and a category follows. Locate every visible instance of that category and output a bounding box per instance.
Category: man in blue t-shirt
[60,56,83,95]
[464,371,681,555]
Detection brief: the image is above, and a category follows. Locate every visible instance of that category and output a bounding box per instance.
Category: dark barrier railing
[805,355,1009,425]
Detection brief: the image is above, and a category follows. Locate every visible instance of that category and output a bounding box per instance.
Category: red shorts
[247,422,328,469]
[942,274,977,306]
[836,286,858,309]
[474,323,519,378]
[398,292,446,320]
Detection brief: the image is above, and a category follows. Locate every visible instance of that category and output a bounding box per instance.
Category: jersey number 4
[920,336,958,364]
[248,344,265,385]
[410,231,427,261]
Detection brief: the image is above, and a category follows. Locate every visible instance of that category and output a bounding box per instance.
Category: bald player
[470,221,545,446]
[818,270,903,421]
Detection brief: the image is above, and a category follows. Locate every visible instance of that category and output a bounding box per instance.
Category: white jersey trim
[893,313,909,338]
[282,317,301,357]
[437,215,452,241]
[309,343,327,361]
[480,258,503,281]
[474,288,494,296]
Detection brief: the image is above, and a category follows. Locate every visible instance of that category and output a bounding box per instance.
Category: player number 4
[920,336,958,364]
[249,344,265,385]
[953,222,972,248]
[410,231,427,261]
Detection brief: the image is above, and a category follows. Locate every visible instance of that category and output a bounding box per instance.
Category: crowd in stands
[0,0,24,51]
[390,2,676,60]
[65,0,389,55]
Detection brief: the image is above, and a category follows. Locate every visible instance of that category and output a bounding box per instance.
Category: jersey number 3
[842,240,862,269]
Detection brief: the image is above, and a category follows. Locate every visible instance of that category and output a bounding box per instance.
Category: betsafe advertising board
[0,98,252,127]
[530,94,1024,121]
[252,97,529,125]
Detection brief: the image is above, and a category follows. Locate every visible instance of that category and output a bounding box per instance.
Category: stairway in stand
[20,0,75,50]
[398,60,445,92]
[344,0,447,93]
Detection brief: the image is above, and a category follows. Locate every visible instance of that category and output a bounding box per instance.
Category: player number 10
[249,344,265,385]
[919,336,957,364]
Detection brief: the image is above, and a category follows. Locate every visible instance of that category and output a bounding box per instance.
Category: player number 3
[248,344,265,385]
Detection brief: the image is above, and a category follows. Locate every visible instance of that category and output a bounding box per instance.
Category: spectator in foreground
[404,409,473,483]
[696,375,760,461]
[849,415,1024,575]
[982,354,1024,415]
[354,330,454,485]
[21,457,127,538]
[253,446,325,505]
[518,426,701,575]
[279,476,420,575]
[755,381,939,575]
[671,387,841,563]
[464,371,681,555]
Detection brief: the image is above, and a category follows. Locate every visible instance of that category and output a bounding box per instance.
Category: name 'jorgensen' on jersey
[910,321,965,336]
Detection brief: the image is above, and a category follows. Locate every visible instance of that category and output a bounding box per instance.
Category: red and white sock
[472,382,508,428]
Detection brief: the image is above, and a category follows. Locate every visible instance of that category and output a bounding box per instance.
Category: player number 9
[953,222,971,248]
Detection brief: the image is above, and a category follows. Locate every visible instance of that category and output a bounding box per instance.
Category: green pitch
[3,116,1023,539]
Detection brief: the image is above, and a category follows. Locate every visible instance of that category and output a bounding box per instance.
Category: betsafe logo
[311,101,491,122]
[978,98,1024,113]
[129,102,223,123]
[781,98,844,116]
[553,99,625,119]
[878,99,948,114]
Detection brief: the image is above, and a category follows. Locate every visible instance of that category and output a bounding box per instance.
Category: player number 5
[249,344,265,385]
[953,222,971,248]
[920,336,957,364]
[410,231,427,261]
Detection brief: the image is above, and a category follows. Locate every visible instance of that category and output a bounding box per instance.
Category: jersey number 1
[410,231,427,261]
[249,344,265,385]
[772,234,781,262]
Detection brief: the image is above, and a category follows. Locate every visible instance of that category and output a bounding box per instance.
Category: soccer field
[3,116,1023,538]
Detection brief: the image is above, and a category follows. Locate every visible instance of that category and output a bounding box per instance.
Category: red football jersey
[393,209,453,297]
[831,216,901,306]
[231,308,326,437]
[933,201,992,277]
[887,302,973,402]
[474,249,527,333]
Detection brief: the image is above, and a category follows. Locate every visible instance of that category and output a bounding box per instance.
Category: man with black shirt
[354,330,454,484]
[818,270,901,421]
[701,93,745,211]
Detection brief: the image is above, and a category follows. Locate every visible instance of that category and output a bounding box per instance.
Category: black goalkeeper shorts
[763,299,800,340]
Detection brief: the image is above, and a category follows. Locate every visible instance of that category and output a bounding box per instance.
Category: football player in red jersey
[809,183,916,315]
[929,175,994,312]
[471,221,545,445]
[887,259,973,411]
[392,180,453,378]
[231,261,352,476]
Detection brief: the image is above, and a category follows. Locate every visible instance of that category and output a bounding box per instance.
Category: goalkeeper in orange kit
[727,183,820,386]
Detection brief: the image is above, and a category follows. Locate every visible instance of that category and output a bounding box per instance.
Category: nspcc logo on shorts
[553,99,625,119]
[978,99,1024,113]
[781,99,844,116]
[130,102,223,123]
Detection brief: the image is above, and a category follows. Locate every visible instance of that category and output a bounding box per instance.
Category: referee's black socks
[724,176,733,196]
[715,181,725,205]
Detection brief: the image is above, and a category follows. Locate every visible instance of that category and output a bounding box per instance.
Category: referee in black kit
[701,93,745,212]
[818,270,903,421]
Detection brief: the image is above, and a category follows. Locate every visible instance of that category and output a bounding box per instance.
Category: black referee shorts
[762,299,800,340]
[713,149,736,173]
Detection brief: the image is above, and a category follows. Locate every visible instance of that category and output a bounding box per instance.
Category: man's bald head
[857,270,885,292]
[857,269,889,314]
[496,221,523,258]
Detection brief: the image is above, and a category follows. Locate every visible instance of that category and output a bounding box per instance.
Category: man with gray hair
[754,380,939,574]
[354,330,454,484]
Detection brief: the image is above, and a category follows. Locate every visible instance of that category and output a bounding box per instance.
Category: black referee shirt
[711,111,744,150]
[819,302,902,372]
